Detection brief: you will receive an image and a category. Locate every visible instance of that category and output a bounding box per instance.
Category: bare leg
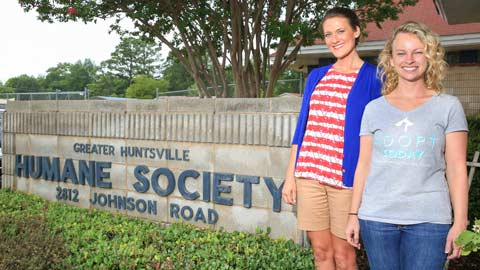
[332,234,357,270]
[308,229,335,270]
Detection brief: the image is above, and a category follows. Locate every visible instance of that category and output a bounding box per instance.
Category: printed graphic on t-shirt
[374,116,438,161]
[395,117,413,132]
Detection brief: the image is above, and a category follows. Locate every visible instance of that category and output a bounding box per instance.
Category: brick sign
[2,98,301,241]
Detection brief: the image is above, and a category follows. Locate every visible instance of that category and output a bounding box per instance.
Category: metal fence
[0,78,304,101]
[0,90,88,101]
[156,78,304,97]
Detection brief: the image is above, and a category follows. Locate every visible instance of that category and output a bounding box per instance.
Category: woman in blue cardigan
[282,7,381,270]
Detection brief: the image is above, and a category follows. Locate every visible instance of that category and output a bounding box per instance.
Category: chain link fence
[0,78,304,101]
[0,90,88,101]
[156,78,304,97]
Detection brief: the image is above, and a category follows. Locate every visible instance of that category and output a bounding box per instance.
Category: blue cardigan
[292,62,382,188]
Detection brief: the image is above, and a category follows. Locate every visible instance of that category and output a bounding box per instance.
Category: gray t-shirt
[358,94,468,224]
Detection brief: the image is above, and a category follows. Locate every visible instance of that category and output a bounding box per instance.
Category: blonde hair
[378,21,447,95]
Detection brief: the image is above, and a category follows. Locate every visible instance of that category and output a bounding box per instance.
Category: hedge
[467,116,480,222]
[0,189,314,270]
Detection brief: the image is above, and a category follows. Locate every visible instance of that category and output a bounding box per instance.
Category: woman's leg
[331,234,357,270]
[298,181,357,269]
[297,180,334,269]
[400,223,449,270]
[327,185,356,270]
[359,219,401,270]
[308,230,335,270]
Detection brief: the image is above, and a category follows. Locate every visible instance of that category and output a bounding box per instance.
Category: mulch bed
[448,253,480,270]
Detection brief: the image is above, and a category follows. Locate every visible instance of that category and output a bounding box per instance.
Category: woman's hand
[345,215,361,249]
[282,178,297,205]
[445,223,467,260]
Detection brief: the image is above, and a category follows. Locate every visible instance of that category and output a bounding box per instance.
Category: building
[434,0,480,25]
[290,0,480,115]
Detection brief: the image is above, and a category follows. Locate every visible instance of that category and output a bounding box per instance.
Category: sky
[0,1,123,83]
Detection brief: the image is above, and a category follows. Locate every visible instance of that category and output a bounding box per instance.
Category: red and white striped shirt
[295,68,358,188]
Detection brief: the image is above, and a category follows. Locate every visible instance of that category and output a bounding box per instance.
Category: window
[445,50,479,65]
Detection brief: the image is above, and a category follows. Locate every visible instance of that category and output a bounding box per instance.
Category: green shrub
[0,214,69,270]
[445,116,480,269]
[467,116,480,222]
[0,189,314,270]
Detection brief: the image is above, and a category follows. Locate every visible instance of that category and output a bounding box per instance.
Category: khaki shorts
[296,178,353,239]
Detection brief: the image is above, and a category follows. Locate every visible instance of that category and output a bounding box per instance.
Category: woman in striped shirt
[282,7,382,270]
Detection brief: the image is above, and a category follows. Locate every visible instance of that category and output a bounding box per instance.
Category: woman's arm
[346,135,373,249]
[282,144,298,205]
[444,131,469,259]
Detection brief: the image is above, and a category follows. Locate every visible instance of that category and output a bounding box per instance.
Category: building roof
[311,0,480,45]
[291,0,480,71]
[362,0,480,41]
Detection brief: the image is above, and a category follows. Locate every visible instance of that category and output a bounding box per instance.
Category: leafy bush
[0,189,314,270]
[456,219,480,256]
[467,116,480,222]
[446,116,480,269]
[0,214,69,270]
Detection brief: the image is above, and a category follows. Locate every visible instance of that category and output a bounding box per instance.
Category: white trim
[440,33,480,47]
[434,0,448,22]
[293,33,480,56]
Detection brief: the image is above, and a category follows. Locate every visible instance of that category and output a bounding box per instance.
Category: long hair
[378,21,447,95]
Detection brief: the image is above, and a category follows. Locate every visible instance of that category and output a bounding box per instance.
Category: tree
[125,75,169,99]
[273,69,302,96]
[44,62,71,91]
[0,81,15,94]
[18,0,417,98]
[87,36,162,97]
[5,74,41,93]
[102,36,162,82]
[87,72,129,97]
[161,53,195,94]
[44,59,98,91]
[68,59,98,91]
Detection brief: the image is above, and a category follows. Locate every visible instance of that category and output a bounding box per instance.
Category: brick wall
[444,65,480,116]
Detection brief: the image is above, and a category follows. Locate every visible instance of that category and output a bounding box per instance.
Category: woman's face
[322,16,360,60]
[390,32,428,84]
